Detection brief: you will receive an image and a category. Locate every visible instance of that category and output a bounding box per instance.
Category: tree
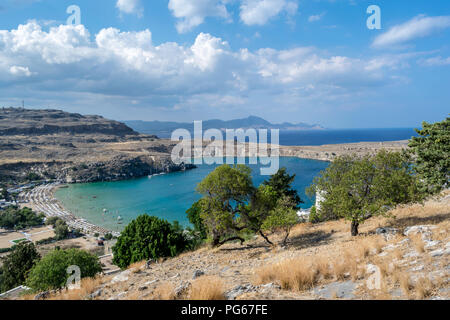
[196,164,255,247]
[26,248,102,292]
[186,200,208,241]
[307,150,423,236]
[261,195,299,246]
[54,220,69,240]
[0,242,40,293]
[196,165,304,247]
[112,215,189,269]
[0,207,44,230]
[262,167,303,208]
[408,117,449,194]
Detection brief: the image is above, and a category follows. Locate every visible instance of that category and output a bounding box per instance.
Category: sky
[0,0,449,128]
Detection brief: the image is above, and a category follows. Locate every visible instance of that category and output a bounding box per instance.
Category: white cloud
[116,0,143,17]
[308,13,325,23]
[372,15,450,48]
[240,0,298,26]
[0,22,415,117]
[168,0,230,33]
[419,56,450,67]
[9,65,32,77]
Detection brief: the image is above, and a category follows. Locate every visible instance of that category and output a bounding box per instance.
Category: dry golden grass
[410,235,425,254]
[189,276,225,300]
[153,282,176,300]
[415,277,434,300]
[255,257,319,291]
[128,260,146,273]
[48,277,102,300]
[398,273,413,297]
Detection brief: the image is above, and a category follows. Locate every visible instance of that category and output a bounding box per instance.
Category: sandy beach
[18,183,120,237]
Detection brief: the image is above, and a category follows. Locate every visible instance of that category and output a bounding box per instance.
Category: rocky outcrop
[63,155,195,183]
[0,108,138,137]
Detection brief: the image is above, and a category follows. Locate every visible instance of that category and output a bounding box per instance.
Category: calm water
[55,158,329,232]
[279,128,417,146]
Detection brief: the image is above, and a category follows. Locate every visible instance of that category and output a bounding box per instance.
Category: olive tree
[308,150,423,236]
[408,117,449,194]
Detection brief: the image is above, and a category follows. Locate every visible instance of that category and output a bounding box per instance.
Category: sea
[54,128,417,232]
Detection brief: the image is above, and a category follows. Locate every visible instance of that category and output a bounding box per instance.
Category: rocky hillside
[26,191,449,301]
[0,108,193,183]
[0,108,137,136]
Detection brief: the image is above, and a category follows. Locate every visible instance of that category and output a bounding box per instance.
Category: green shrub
[0,242,40,293]
[26,248,102,292]
[308,206,321,223]
[409,117,449,194]
[112,215,189,269]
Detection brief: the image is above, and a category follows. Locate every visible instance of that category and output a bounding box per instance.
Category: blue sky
[0,0,449,128]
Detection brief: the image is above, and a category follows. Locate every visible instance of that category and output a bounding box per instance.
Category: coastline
[18,140,409,237]
[18,183,120,237]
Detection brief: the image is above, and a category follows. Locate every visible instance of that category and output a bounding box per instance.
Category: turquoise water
[54,158,329,232]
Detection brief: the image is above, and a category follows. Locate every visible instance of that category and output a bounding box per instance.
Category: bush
[26,248,102,292]
[112,215,189,269]
[409,117,449,194]
[104,233,113,241]
[186,200,208,241]
[0,242,40,293]
[308,206,320,223]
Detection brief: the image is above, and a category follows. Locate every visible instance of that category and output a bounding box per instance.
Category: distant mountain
[125,116,324,138]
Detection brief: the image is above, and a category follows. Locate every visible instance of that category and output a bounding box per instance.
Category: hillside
[125,116,324,138]
[0,108,193,183]
[26,191,449,301]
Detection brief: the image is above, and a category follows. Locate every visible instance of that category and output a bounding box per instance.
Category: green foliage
[46,217,69,240]
[26,172,42,181]
[45,216,61,227]
[262,167,303,208]
[196,164,255,246]
[307,150,423,236]
[104,233,113,241]
[261,196,299,245]
[112,215,189,269]
[408,117,449,194]
[26,248,102,292]
[196,165,303,246]
[308,205,322,223]
[54,220,69,240]
[0,207,44,230]
[0,242,40,293]
[186,200,208,241]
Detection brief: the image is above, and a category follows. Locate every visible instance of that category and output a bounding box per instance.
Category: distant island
[125,116,324,138]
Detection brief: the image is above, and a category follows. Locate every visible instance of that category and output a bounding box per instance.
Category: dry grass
[255,257,319,291]
[153,282,176,300]
[128,260,146,273]
[415,277,434,300]
[410,235,425,254]
[48,277,102,300]
[398,273,413,297]
[189,276,225,300]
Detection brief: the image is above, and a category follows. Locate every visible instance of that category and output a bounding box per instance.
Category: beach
[18,183,120,237]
